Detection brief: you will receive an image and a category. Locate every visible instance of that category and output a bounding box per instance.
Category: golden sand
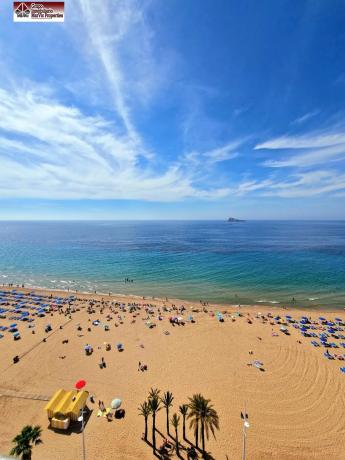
[0,287,344,459]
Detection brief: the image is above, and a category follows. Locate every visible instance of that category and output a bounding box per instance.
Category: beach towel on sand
[97,408,111,417]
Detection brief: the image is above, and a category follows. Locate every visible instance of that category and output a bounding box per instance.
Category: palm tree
[149,387,160,400]
[198,396,220,457]
[148,389,161,451]
[171,413,180,455]
[161,391,174,435]
[179,404,188,440]
[188,393,203,449]
[10,425,42,460]
[138,401,151,441]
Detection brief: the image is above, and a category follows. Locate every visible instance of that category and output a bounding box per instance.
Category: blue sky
[0,0,345,219]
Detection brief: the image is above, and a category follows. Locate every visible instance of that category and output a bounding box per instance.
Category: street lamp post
[241,405,249,460]
[78,408,86,460]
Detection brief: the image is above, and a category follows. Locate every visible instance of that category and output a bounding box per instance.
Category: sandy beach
[1,286,345,460]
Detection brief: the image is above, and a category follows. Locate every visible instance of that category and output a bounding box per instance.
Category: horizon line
[0,218,344,222]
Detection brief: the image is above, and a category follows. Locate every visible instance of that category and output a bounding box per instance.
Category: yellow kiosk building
[45,389,89,430]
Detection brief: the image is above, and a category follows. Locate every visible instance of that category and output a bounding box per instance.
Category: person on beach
[99,401,105,412]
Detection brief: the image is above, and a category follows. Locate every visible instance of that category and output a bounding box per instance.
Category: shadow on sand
[47,408,93,436]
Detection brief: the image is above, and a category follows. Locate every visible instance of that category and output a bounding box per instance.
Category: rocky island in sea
[227,217,245,222]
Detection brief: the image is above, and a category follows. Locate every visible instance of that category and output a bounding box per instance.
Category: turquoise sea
[0,220,344,309]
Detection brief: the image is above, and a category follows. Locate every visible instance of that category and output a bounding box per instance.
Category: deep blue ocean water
[0,220,344,309]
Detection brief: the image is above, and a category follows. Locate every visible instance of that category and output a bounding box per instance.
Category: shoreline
[1,283,343,314]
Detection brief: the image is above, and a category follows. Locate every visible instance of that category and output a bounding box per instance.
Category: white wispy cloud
[0,85,232,201]
[263,144,345,168]
[203,142,241,163]
[266,170,345,197]
[235,179,274,195]
[75,0,141,140]
[0,0,239,202]
[251,123,345,197]
[74,0,170,137]
[256,123,345,168]
[291,110,319,125]
[234,170,345,198]
[184,140,242,166]
[255,128,345,150]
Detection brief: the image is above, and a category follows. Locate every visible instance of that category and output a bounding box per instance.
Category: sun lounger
[324,352,334,359]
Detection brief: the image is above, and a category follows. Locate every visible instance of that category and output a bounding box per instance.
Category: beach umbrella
[319,317,326,321]
[75,379,86,390]
[335,318,343,322]
[111,398,122,410]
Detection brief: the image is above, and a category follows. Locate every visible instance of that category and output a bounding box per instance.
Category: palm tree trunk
[201,420,205,457]
[195,419,199,449]
[183,416,186,440]
[144,417,148,441]
[175,428,179,454]
[23,452,31,460]
[166,408,169,435]
[152,413,156,450]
